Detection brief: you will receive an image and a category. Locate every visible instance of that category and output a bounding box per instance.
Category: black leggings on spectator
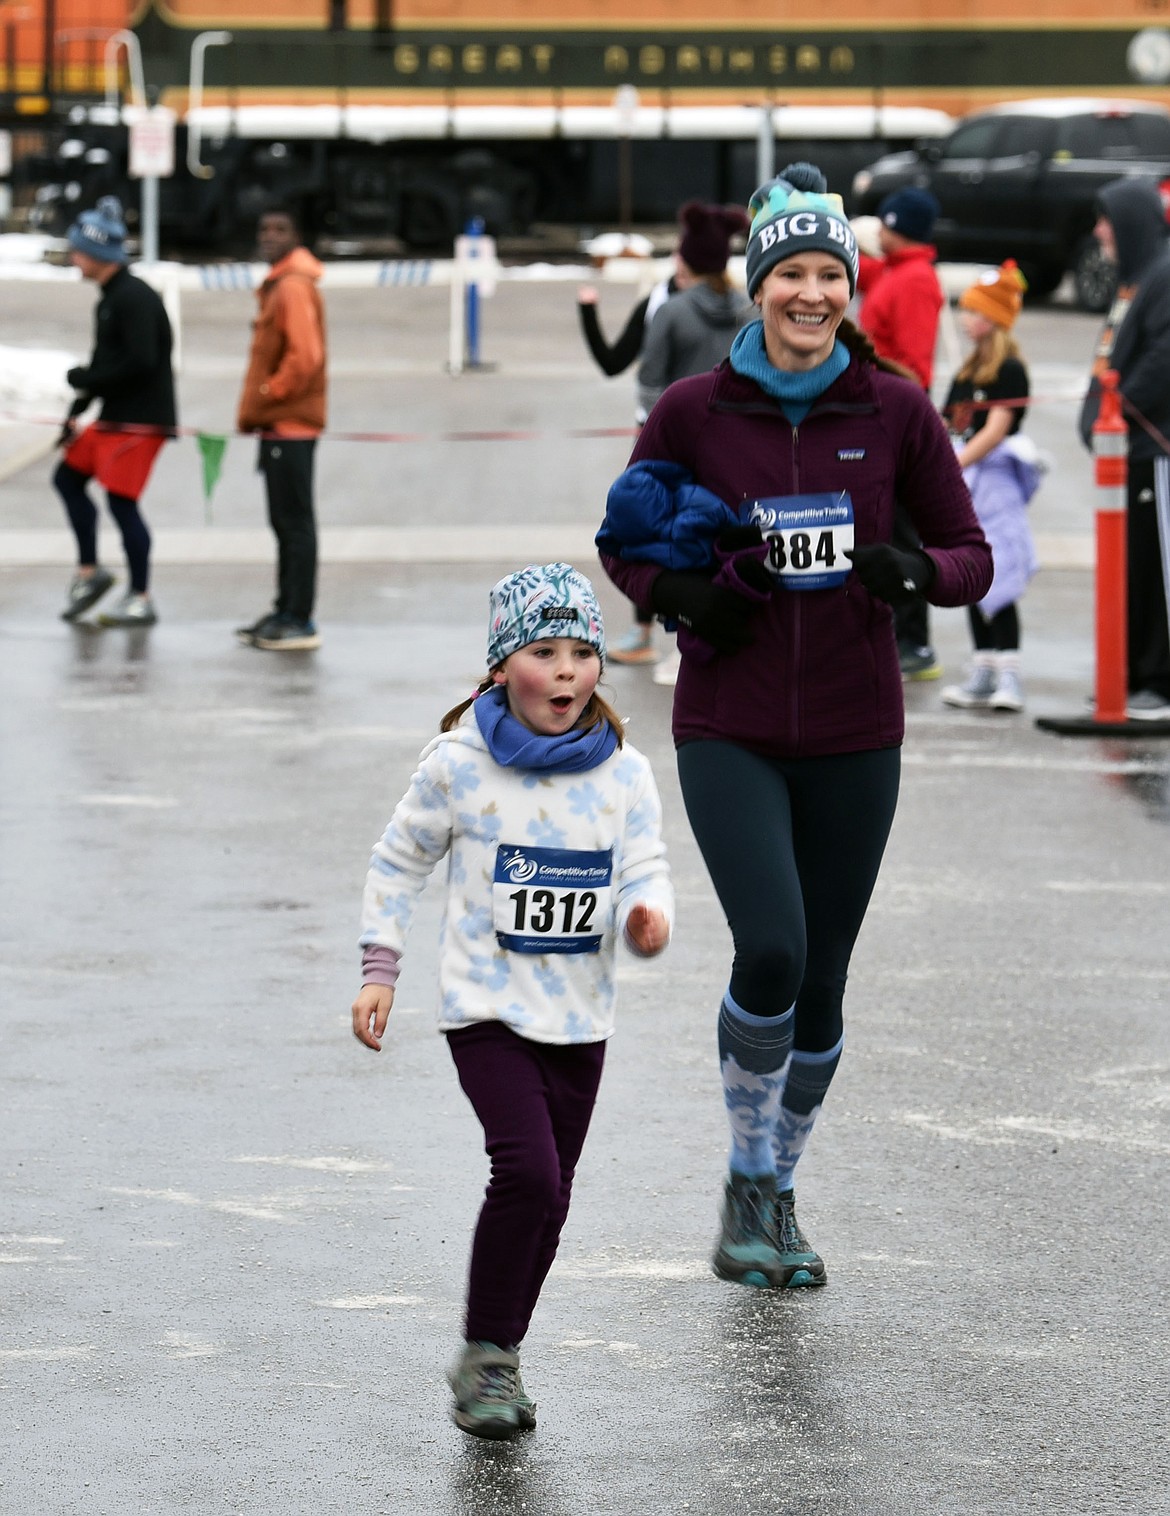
[969,603,1020,652]
[54,461,151,593]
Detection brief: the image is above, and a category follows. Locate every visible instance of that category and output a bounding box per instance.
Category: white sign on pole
[126,106,177,179]
[453,233,499,295]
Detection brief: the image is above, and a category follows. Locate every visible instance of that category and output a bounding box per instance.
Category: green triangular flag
[196,432,229,523]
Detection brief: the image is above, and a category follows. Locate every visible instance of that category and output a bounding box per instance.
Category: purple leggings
[447,1021,606,1348]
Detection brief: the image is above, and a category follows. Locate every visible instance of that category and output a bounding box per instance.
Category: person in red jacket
[857,187,946,680]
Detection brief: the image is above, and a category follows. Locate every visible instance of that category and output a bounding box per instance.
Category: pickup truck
[852,97,1170,311]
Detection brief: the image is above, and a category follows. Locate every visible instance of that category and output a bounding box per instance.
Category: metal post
[464,217,482,368]
[447,256,464,376]
[141,172,159,264]
[757,102,775,187]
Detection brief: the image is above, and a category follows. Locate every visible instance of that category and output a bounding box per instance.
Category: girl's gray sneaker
[60,566,115,621]
[446,1341,526,1440]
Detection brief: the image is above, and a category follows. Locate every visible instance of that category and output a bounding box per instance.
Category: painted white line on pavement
[902,752,1165,775]
[0,525,1096,569]
[232,1154,399,1174]
[902,1111,1170,1154]
[1046,880,1170,894]
[76,793,179,808]
[0,1346,94,1360]
[317,1294,427,1309]
[107,1185,303,1224]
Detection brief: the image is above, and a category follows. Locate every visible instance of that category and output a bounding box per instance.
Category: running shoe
[712,1172,782,1289]
[989,668,1025,712]
[941,663,997,709]
[96,592,157,627]
[60,566,115,622]
[774,1188,827,1289]
[900,645,943,681]
[236,611,280,645]
[1127,690,1170,720]
[253,615,321,651]
[608,625,658,665]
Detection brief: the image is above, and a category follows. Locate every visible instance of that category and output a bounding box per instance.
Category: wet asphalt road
[2,277,1170,1515]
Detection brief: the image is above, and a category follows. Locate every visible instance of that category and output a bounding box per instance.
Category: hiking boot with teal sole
[712,1172,783,1289]
[775,1188,827,1289]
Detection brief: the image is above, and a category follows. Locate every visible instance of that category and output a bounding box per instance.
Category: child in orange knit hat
[941,261,1042,713]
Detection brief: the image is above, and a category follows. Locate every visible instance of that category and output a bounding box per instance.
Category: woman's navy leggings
[676,740,901,1054]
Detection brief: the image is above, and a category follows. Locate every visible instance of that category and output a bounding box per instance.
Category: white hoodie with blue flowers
[359,708,673,1044]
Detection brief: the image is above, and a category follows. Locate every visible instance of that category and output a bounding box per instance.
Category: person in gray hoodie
[636,201,753,683]
[636,200,753,420]
[1079,176,1170,718]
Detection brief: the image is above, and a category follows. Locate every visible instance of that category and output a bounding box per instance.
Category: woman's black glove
[715,523,765,554]
[650,571,760,654]
[845,544,936,607]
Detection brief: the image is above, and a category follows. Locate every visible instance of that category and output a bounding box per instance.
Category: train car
[4,0,1170,250]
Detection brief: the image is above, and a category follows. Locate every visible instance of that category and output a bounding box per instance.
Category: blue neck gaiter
[730,319,852,424]
[473,685,619,773]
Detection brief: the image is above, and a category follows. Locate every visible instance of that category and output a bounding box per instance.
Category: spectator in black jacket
[1079,176,1170,719]
[55,197,176,628]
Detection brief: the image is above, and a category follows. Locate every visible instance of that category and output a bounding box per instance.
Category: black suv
[852,97,1170,311]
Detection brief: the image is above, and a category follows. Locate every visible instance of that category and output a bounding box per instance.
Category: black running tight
[676,740,901,1054]
[54,462,151,593]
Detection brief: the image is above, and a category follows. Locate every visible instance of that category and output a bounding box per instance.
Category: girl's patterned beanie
[67,195,129,265]
[745,161,858,298]
[487,563,607,670]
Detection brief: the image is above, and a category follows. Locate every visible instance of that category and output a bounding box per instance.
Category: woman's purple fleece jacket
[600,356,993,759]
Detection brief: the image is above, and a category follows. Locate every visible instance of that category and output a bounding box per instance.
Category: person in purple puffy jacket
[599,161,992,1291]
[941,261,1039,714]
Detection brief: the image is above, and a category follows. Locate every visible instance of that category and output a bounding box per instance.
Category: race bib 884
[745,492,854,591]
[493,845,614,954]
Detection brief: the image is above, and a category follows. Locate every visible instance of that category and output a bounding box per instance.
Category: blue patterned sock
[718,991,795,1178]
[772,1036,844,1190]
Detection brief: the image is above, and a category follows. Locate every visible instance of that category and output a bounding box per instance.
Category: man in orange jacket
[856,187,945,679]
[236,205,328,651]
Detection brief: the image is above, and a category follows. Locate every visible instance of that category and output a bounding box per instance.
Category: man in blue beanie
[856,185,945,679]
[56,196,176,627]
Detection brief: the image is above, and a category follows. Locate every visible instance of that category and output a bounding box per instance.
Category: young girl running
[352,563,672,1440]
[941,261,1041,712]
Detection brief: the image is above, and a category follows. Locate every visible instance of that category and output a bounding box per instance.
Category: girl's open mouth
[550,695,574,711]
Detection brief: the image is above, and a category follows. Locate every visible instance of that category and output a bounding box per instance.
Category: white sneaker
[1126,689,1170,720]
[96,592,157,628]
[651,647,681,687]
[941,662,996,708]
[990,668,1024,712]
